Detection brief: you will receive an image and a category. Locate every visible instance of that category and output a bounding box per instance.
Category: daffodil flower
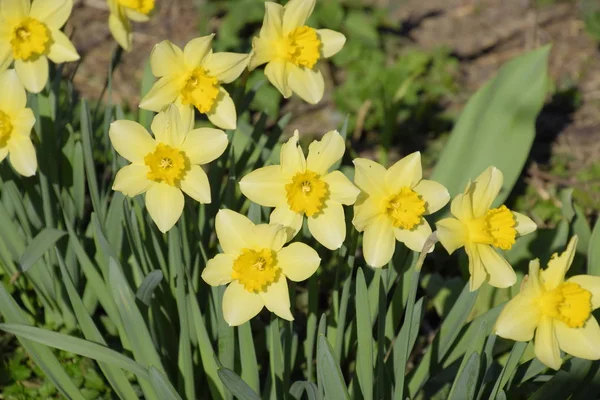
[495,236,600,370]
[107,0,154,51]
[0,0,80,93]
[109,105,228,233]
[239,130,359,250]
[202,209,321,326]
[0,69,36,176]
[352,153,449,268]
[139,36,249,130]
[435,167,537,291]
[249,0,346,104]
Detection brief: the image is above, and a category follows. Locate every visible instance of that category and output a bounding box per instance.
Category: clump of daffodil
[0,69,37,176]
[352,153,449,268]
[139,35,249,130]
[239,130,359,250]
[202,209,321,326]
[495,236,600,370]
[0,0,80,93]
[435,167,537,291]
[248,0,346,104]
[107,0,154,51]
[109,104,228,233]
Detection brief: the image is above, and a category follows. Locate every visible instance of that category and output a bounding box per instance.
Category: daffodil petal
[318,29,346,58]
[514,212,537,236]
[112,164,151,197]
[180,165,211,204]
[265,59,291,98]
[150,104,186,147]
[353,158,387,200]
[249,37,276,70]
[413,179,450,215]
[555,317,600,360]
[287,65,324,104]
[109,120,155,163]
[308,200,346,250]
[216,209,255,255]
[0,69,26,114]
[0,148,8,162]
[202,253,235,286]
[280,131,306,177]
[207,87,237,130]
[353,193,381,232]
[139,76,181,112]
[14,57,48,94]
[450,189,474,220]
[394,220,432,253]
[282,0,315,34]
[30,0,71,29]
[183,34,214,69]
[568,275,600,309]
[535,317,562,370]
[542,236,578,291]
[306,130,344,175]
[270,205,303,242]
[124,8,149,22]
[223,281,264,326]
[204,52,249,84]
[472,166,503,217]
[47,29,79,63]
[0,44,13,73]
[322,170,359,205]
[108,13,131,51]
[363,216,395,268]
[7,135,36,176]
[239,165,287,208]
[385,152,422,192]
[150,40,185,78]
[435,218,467,255]
[465,244,486,291]
[477,244,516,288]
[145,183,184,233]
[277,242,320,282]
[260,277,293,321]
[180,127,228,166]
[252,224,287,252]
[259,1,284,40]
[12,108,35,137]
[1,0,30,20]
[494,291,540,341]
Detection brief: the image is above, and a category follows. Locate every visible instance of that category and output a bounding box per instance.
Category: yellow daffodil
[239,130,359,250]
[0,0,79,93]
[139,36,249,130]
[249,0,346,104]
[202,209,321,326]
[109,105,228,233]
[435,167,537,291]
[495,236,600,370]
[107,0,154,51]
[0,69,37,176]
[352,153,449,268]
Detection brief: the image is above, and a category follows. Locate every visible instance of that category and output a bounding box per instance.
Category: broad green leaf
[355,268,373,400]
[238,322,260,393]
[19,228,65,272]
[136,270,164,306]
[489,341,527,399]
[218,368,261,400]
[448,352,480,400]
[80,99,104,223]
[268,318,285,398]
[149,366,183,400]
[316,334,349,399]
[589,219,600,275]
[528,358,591,400]
[289,381,320,400]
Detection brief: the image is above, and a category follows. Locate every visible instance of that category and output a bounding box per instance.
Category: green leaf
[238,322,260,393]
[355,268,373,400]
[528,358,591,400]
[289,381,320,400]
[149,366,183,400]
[135,270,163,306]
[448,352,480,400]
[80,99,104,223]
[589,219,600,275]
[218,367,261,400]
[19,228,65,272]
[489,341,527,399]
[316,334,349,399]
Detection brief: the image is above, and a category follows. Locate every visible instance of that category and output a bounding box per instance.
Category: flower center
[538,282,592,328]
[285,170,329,217]
[144,143,188,186]
[10,17,52,61]
[384,187,426,230]
[117,0,154,14]
[232,248,280,292]
[275,26,321,68]
[467,205,517,250]
[180,67,220,114]
[0,111,13,147]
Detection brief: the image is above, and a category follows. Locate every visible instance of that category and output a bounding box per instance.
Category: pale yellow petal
[555,318,600,360]
[259,2,284,40]
[30,0,71,29]
[239,165,287,208]
[14,57,48,94]
[181,127,228,165]
[183,34,214,69]
[277,242,320,282]
[535,317,562,370]
[317,29,345,58]
[525,259,544,295]
[112,164,151,197]
[306,130,345,175]
[472,166,503,217]
[260,277,293,321]
[180,165,211,204]
[150,104,186,147]
[352,158,387,200]
[0,44,13,73]
[394,220,432,253]
[249,37,276,70]
[477,244,516,289]
[202,253,235,286]
[108,13,131,51]
[223,281,264,326]
[11,108,35,137]
[514,212,537,236]
[204,52,249,84]
[568,275,600,309]
[282,0,315,34]
[353,193,381,232]
[124,8,149,22]
[362,216,395,268]
[145,183,184,233]
[494,291,541,341]
[47,29,79,63]
[322,171,359,205]
[450,188,474,221]
[307,200,346,250]
[287,64,324,104]
[109,120,155,163]
[1,0,30,20]
[280,131,306,178]
[0,69,26,114]
[252,224,287,252]
[413,179,449,215]
[139,76,181,112]
[542,236,578,291]
[270,205,303,242]
[150,40,185,78]
[216,209,255,255]
[435,218,467,255]
[385,152,422,192]
[0,148,8,162]
[465,244,486,291]
[264,59,291,98]
[174,98,194,132]
[206,87,237,130]
[7,135,36,176]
